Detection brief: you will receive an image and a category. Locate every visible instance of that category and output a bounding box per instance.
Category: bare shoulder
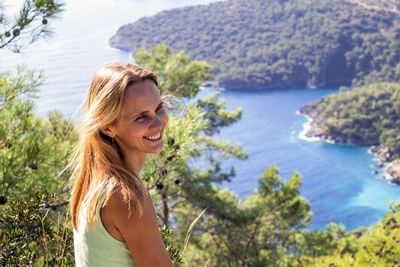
[104,188,173,267]
[105,188,154,228]
[102,188,141,221]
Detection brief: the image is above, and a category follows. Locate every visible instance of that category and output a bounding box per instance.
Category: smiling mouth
[143,132,162,142]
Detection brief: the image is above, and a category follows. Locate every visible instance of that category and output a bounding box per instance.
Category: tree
[0,67,76,265]
[0,0,63,52]
[182,166,313,267]
[302,203,400,266]
[0,68,76,198]
[0,191,74,266]
[0,2,75,265]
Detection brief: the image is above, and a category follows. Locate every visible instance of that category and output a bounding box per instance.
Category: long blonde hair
[69,63,158,230]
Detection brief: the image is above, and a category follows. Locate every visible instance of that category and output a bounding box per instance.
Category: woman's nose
[151,114,167,128]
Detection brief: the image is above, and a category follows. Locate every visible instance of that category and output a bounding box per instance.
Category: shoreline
[297,111,336,144]
[297,110,400,185]
[297,111,321,142]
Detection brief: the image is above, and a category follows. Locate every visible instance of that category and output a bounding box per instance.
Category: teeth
[145,132,161,140]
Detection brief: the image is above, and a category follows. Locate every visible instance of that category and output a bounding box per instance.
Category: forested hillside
[110,0,400,89]
[300,82,400,183]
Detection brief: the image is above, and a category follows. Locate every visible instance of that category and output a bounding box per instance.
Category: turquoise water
[1,0,399,231]
[211,88,400,230]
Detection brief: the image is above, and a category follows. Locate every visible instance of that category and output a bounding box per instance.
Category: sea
[1,0,399,231]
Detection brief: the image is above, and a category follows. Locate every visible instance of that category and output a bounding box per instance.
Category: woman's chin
[149,141,164,154]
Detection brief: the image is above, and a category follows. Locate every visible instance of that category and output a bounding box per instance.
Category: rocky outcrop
[370,146,393,166]
[299,101,376,146]
[369,145,400,185]
[299,82,400,184]
[300,105,400,184]
[385,159,400,184]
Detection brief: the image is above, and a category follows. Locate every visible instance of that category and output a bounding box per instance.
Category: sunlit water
[1,0,399,231]
[207,88,400,230]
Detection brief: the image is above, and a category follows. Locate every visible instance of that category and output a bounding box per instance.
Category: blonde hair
[69,62,158,230]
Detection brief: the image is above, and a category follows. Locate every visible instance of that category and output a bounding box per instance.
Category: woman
[69,63,173,266]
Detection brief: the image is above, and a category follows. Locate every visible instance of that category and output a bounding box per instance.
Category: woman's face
[106,79,169,156]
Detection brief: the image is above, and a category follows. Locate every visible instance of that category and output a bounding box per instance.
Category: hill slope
[299,82,400,183]
[110,0,400,89]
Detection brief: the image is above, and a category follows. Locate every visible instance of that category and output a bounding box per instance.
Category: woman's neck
[124,151,147,176]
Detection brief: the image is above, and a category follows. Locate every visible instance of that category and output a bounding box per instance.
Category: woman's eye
[156,103,166,113]
[134,104,165,122]
[135,115,147,122]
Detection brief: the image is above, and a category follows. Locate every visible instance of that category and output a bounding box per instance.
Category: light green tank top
[73,193,135,267]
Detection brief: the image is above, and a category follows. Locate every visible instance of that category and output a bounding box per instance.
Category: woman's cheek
[161,111,169,125]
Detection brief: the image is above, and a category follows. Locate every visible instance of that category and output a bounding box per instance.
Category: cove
[205,87,400,231]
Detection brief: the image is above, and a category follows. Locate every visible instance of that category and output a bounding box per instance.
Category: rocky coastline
[299,105,400,185]
[369,146,400,184]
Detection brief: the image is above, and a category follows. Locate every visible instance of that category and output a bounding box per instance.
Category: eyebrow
[127,101,164,118]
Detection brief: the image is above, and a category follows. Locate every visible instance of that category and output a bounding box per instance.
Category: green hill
[109,0,400,89]
[299,82,400,183]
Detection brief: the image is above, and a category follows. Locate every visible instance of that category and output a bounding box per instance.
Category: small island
[299,82,400,184]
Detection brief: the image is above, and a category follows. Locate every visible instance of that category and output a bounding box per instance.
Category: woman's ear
[101,126,116,138]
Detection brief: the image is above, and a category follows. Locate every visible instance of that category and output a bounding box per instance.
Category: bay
[1,0,399,231]
[208,87,400,230]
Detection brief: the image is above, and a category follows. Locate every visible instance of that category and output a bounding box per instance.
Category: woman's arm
[103,189,173,267]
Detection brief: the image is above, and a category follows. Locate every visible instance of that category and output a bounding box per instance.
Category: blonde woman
[69,63,173,266]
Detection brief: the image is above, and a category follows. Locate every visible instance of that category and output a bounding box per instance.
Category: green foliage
[197,92,242,135]
[135,44,212,98]
[298,222,362,260]
[302,203,400,266]
[0,2,75,265]
[0,191,74,266]
[181,165,313,267]
[110,0,400,89]
[300,82,400,158]
[0,68,76,265]
[0,0,64,52]
[0,67,77,199]
[161,225,184,263]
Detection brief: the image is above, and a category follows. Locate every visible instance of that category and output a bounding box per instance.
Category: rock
[369,145,379,154]
[377,146,394,163]
[385,159,400,184]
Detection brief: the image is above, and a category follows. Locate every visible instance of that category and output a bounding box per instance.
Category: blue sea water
[1,0,399,231]
[206,88,400,230]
